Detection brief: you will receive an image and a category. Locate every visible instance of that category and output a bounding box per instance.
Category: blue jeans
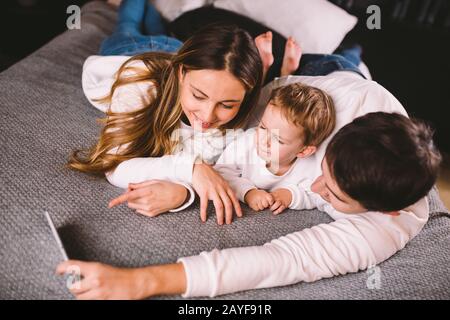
[264,45,365,83]
[100,0,363,79]
[296,46,365,79]
[99,0,182,56]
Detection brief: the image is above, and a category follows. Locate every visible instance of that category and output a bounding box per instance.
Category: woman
[69,0,263,225]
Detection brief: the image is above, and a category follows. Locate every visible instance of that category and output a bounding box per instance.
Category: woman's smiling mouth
[192,112,214,129]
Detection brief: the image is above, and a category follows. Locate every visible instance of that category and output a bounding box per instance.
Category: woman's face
[179,68,247,132]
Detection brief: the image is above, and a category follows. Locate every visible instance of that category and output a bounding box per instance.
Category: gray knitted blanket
[0,2,449,299]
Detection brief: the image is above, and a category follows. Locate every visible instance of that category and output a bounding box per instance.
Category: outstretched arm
[178,196,428,297]
[57,217,375,299]
[56,260,186,300]
[57,196,427,299]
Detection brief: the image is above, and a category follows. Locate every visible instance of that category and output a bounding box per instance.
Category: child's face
[256,104,308,166]
[311,158,367,214]
[178,68,246,132]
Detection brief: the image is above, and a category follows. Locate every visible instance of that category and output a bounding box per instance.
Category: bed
[0,1,449,299]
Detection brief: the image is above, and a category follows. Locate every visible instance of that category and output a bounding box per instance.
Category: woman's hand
[192,162,242,225]
[56,260,186,300]
[108,180,189,217]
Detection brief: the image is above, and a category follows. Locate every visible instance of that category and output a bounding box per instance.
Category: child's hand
[244,189,274,211]
[269,188,292,215]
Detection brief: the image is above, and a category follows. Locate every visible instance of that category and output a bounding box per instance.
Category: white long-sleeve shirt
[82,55,239,211]
[214,128,312,206]
[177,73,429,297]
[178,193,428,297]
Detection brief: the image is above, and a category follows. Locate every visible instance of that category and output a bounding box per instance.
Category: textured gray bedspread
[0,2,449,300]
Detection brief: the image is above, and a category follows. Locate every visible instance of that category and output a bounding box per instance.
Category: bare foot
[107,0,122,8]
[255,31,274,79]
[281,37,302,77]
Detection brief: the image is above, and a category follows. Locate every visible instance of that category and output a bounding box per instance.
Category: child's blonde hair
[269,83,336,147]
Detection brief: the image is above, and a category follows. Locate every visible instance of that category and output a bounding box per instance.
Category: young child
[214,82,335,214]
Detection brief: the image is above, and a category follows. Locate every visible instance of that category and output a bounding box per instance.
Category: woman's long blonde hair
[68,24,263,175]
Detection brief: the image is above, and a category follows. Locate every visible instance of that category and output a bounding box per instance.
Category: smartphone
[44,211,69,261]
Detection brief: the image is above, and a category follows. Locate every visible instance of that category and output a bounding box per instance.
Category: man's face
[311,157,367,214]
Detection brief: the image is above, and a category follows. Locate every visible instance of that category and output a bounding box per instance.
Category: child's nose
[258,130,269,146]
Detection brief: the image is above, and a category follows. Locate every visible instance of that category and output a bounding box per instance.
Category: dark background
[1,0,449,151]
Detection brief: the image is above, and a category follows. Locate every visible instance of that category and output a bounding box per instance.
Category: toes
[286,37,301,54]
[285,37,294,50]
[263,32,272,41]
[256,33,271,44]
[281,37,302,76]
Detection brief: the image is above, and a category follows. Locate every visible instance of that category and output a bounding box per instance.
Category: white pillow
[151,0,210,22]
[213,0,358,54]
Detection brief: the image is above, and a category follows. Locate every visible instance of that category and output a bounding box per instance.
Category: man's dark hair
[325,112,442,212]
